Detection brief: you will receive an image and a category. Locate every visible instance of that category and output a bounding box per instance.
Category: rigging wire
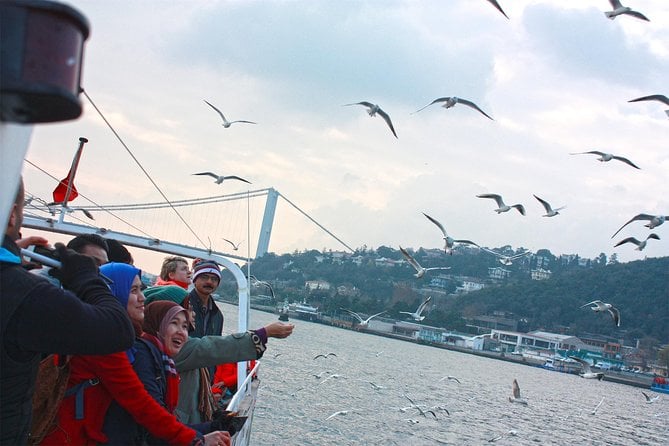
[80,88,207,249]
[22,162,156,238]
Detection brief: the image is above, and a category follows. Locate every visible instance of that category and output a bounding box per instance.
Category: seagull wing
[614,237,640,248]
[376,107,398,138]
[457,98,494,120]
[512,204,526,215]
[580,300,603,308]
[342,308,364,323]
[508,251,530,260]
[80,208,94,220]
[193,172,220,180]
[611,213,655,238]
[423,212,448,238]
[476,193,505,208]
[400,247,422,273]
[625,10,650,21]
[569,356,592,373]
[203,100,228,123]
[486,0,509,19]
[222,238,238,249]
[416,296,432,316]
[628,94,669,105]
[608,306,621,327]
[412,97,450,114]
[609,0,623,9]
[229,120,257,125]
[454,239,480,247]
[364,310,387,323]
[533,194,552,213]
[642,391,651,402]
[223,175,252,184]
[570,150,606,157]
[481,247,503,258]
[611,155,640,169]
[512,379,521,399]
[343,101,373,109]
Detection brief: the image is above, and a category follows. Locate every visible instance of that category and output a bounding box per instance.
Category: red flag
[52,174,79,203]
[51,137,88,205]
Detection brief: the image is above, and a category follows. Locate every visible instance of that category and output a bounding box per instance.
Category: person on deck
[0,179,134,445]
[155,256,191,290]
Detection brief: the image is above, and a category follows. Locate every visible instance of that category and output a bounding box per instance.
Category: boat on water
[650,377,669,394]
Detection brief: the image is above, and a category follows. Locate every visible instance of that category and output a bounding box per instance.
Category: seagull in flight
[413,96,494,120]
[508,379,528,405]
[480,248,530,266]
[193,172,251,185]
[591,397,605,416]
[313,352,337,360]
[399,296,432,322]
[222,238,242,251]
[344,101,397,138]
[628,94,669,117]
[340,308,387,327]
[324,410,348,421]
[614,233,660,251]
[570,151,640,169]
[399,247,451,278]
[488,430,518,443]
[641,391,660,404]
[476,194,526,215]
[403,395,438,419]
[203,100,257,128]
[439,376,461,384]
[569,356,604,380]
[581,300,621,327]
[604,0,650,22]
[248,275,275,299]
[485,0,509,19]
[533,194,565,217]
[611,214,668,238]
[423,212,480,255]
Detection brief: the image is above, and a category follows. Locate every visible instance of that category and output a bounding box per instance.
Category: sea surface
[217,303,668,445]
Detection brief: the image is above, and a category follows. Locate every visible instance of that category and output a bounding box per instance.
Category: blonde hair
[159,256,188,280]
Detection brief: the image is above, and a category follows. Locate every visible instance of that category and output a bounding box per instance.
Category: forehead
[196,273,219,281]
[80,244,109,262]
[175,261,189,269]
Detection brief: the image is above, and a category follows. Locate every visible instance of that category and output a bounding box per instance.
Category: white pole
[0,123,33,231]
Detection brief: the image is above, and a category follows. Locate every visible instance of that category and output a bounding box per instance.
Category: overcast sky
[22,0,668,265]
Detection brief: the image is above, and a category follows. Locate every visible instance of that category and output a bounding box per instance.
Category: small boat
[650,377,669,394]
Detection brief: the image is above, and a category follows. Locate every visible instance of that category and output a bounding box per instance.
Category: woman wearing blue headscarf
[42,263,229,446]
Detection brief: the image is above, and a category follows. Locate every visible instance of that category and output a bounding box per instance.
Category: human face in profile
[170,261,191,284]
[126,275,145,323]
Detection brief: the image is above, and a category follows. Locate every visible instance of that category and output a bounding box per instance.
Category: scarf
[198,367,215,422]
[141,333,180,414]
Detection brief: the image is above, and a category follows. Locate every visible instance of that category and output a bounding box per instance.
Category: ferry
[650,377,669,394]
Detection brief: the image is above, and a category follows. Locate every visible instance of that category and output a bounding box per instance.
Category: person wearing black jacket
[0,179,135,445]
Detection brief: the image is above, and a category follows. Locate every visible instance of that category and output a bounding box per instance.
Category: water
[218,303,668,445]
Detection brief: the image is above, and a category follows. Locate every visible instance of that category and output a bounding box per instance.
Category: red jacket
[211,360,256,393]
[40,351,197,445]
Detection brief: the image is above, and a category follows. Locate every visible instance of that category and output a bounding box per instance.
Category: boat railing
[226,360,260,412]
[226,361,261,446]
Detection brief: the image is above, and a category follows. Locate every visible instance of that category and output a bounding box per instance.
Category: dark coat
[188,290,224,381]
[0,236,134,444]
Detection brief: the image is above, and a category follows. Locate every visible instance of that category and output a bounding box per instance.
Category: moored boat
[650,377,669,394]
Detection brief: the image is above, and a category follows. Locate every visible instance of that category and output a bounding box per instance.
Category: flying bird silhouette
[413,96,493,120]
[248,275,275,299]
[569,356,604,380]
[611,214,668,238]
[533,195,565,217]
[193,172,251,185]
[480,248,530,266]
[641,391,660,404]
[604,0,650,22]
[313,353,337,360]
[485,0,509,19]
[614,234,660,251]
[203,99,257,127]
[476,194,526,215]
[570,151,640,169]
[423,212,480,255]
[344,101,397,138]
[403,395,438,419]
[222,238,242,251]
[399,246,451,278]
[324,410,348,421]
[591,397,605,416]
[340,308,387,328]
[628,94,669,117]
[581,300,621,327]
[399,296,432,321]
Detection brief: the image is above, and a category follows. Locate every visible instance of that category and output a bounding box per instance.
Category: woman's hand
[263,321,295,339]
[15,235,49,249]
[203,430,231,446]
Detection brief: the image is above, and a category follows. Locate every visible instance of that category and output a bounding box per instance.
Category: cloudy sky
[22,0,668,266]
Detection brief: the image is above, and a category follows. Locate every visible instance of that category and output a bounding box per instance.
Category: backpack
[28,354,71,445]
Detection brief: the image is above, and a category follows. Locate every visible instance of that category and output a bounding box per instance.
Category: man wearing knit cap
[189,259,224,339]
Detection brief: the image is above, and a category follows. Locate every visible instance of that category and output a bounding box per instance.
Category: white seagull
[628,94,669,117]
[485,0,509,19]
[570,151,640,169]
[325,410,348,421]
[604,0,650,22]
[569,356,604,380]
[439,376,461,384]
[476,194,526,215]
[203,99,257,127]
[344,101,397,138]
[413,96,494,120]
[488,430,518,443]
[423,212,480,255]
[581,300,621,327]
[614,233,660,251]
[399,296,432,322]
[481,248,530,266]
[508,379,528,405]
[611,214,668,239]
[341,308,387,328]
[403,395,438,419]
[591,397,605,415]
[313,352,337,360]
[399,246,451,279]
[533,194,565,217]
[222,238,242,251]
[193,172,251,185]
[248,275,275,300]
[641,391,660,404]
